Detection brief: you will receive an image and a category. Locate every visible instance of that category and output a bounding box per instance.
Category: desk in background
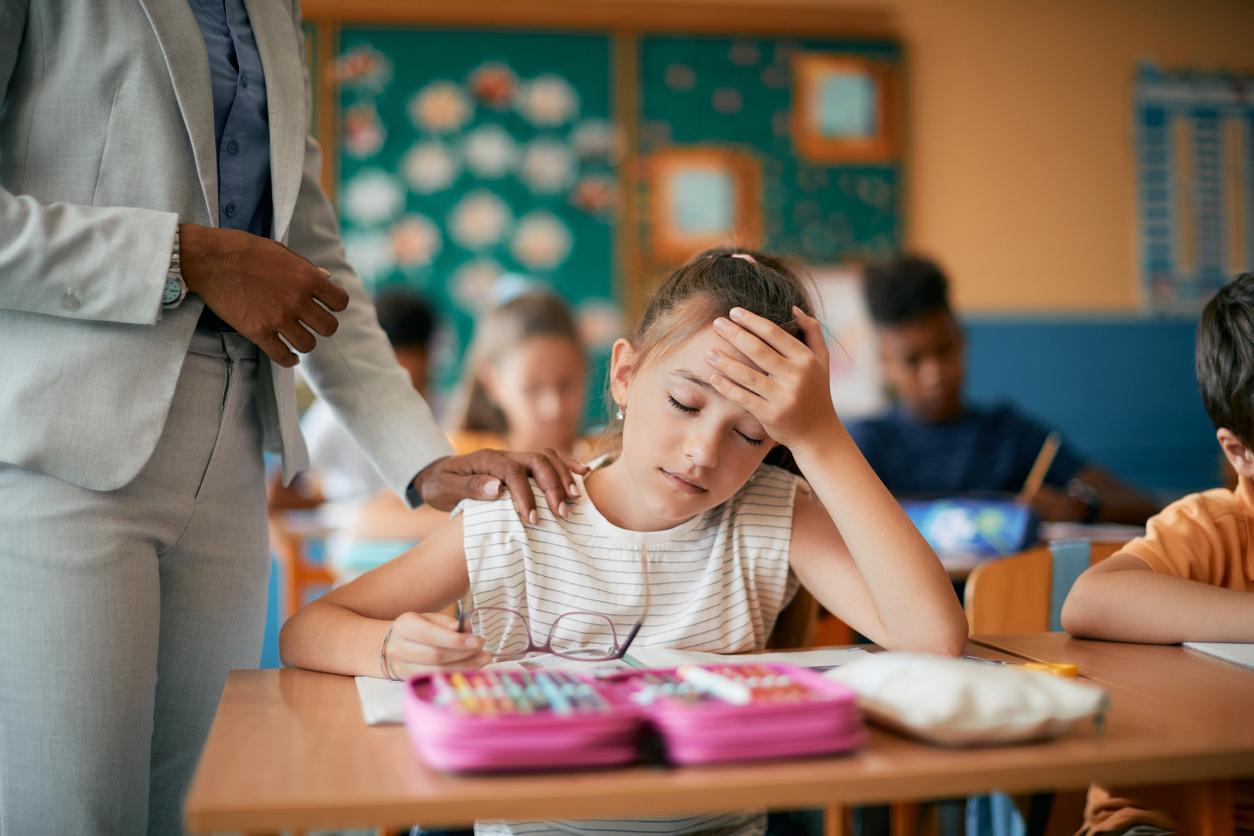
[186,639,1254,835]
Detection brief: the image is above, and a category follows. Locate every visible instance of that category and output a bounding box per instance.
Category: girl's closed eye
[668,395,764,444]
[667,395,699,414]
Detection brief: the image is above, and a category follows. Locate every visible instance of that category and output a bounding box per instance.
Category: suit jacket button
[63,288,81,311]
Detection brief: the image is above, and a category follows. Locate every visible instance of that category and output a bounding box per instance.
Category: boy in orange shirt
[1062,273,1254,643]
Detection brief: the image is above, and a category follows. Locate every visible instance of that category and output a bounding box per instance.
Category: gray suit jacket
[0,0,451,494]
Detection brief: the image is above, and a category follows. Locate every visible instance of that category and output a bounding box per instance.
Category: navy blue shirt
[846,403,1086,497]
[186,0,272,237]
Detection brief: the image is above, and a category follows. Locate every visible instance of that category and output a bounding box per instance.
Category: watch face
[163,275,182,305]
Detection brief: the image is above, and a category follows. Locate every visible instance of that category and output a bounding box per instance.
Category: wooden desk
[185,641,1254,835]
[971,632,1254,833]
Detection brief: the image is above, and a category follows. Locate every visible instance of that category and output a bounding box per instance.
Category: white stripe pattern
[462,463,801,836]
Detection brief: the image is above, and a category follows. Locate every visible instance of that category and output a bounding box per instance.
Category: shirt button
[223,203,237,219]
[240,75,248,88]
[63,288,81,311]
[227,139,240,155]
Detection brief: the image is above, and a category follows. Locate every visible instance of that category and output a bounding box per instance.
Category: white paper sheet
[1183,642,1254,671]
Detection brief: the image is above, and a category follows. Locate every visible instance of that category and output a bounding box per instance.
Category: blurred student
[349,290,589,547]
[1063,273,1254,643]
[848,255,1157,524]
[305,290,438,503]
[446,289,590,459]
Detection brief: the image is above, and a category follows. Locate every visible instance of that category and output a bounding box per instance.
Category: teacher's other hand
[413,449,590,523]
[179,223,350,367]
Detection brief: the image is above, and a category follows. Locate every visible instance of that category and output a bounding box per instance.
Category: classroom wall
[963,317,1218,499]
[848,0,1254,313]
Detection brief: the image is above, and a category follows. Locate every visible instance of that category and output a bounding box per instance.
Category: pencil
[1018,431,1061,502]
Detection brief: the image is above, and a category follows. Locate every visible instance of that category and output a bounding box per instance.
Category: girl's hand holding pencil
[383,611,490,679]
[706,305,837,449]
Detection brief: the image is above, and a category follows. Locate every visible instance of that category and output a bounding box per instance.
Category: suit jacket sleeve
[0,0,176,326]
[282,0,452,501]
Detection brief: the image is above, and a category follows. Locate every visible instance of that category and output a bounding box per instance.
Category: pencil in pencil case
[622,663,865,765]
[404,670,643,773]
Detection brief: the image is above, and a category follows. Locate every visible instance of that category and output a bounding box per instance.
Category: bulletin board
[301,1,903,420]
[1136,62,1254,314]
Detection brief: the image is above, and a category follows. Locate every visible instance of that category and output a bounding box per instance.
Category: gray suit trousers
[0,330,271,835]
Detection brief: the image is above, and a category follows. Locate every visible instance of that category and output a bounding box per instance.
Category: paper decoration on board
[570,119,624,162]
[402,141,460,193]
[343,230,396,285]
[331,46,392,92]
[809,267,885,419]
[451,258,504,312]
[469,62,517,108]
[521,138,577,193]
[516,74,579,126]
[449,191,512,250]
[409,81,473,134]
[343,170,403,224]
[343,103,385,158]
[511,211,572,269]
[712,88,743,115]
[1135,62,1254,313]
[391,214,442,268]
[570,175,618,217]
[463,125,519,178]
[728,42,761,67]
[575,299,625,350]
[665,64,696,91]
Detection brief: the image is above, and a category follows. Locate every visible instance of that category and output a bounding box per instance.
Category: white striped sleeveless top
[461,462,802,836]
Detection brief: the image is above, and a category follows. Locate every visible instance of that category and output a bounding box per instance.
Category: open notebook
[355,646,871,725]
[1183,642,1254,671]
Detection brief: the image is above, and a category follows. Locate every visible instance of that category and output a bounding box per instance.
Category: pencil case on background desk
[619,663,865,765]
[404,670,643,773]
[901,495,1038,558]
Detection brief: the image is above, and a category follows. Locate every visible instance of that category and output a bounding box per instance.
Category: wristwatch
[162,226,187,309]
[1067,478,1102,524]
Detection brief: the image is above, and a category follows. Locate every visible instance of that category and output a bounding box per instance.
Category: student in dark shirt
[848,255,1158,524]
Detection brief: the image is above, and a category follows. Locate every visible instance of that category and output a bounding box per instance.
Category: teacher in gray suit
[0,1,583,833]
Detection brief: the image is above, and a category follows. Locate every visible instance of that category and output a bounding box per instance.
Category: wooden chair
[964,541,1121,634]
[268,511,337,620]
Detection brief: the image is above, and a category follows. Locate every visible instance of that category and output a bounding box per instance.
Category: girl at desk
[282,247,967,835]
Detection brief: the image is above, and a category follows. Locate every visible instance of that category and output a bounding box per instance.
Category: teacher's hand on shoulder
[179,223,350,367]
[413,448,590,524]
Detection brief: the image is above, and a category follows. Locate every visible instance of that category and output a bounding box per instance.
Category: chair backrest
[964,540,1122,634]
[767,587,819,649]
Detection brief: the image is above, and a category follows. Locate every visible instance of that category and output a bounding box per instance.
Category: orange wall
[854,0,1254,312]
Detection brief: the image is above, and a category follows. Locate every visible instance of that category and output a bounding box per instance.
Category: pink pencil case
[621,664,865,765]
[404,671,643,773]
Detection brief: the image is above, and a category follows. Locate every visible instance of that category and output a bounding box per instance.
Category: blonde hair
[449,290,586,435]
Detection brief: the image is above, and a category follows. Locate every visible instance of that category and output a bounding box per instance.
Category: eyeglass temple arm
[617,545,651,658]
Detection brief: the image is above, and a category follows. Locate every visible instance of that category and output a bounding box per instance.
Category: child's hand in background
[383,611,491,678]
[707,305,838,449]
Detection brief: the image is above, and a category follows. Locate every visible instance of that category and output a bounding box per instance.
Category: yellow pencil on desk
[1018,431,1061,502]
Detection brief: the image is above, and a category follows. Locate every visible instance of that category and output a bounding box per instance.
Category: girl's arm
[787,427,967,655]
[279,514,489,677]
[707,306,967,656]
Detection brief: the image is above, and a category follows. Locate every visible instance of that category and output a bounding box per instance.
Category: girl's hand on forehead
[705,305,838,448]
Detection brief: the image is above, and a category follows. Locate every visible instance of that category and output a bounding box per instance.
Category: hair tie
[730,253,756,264]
